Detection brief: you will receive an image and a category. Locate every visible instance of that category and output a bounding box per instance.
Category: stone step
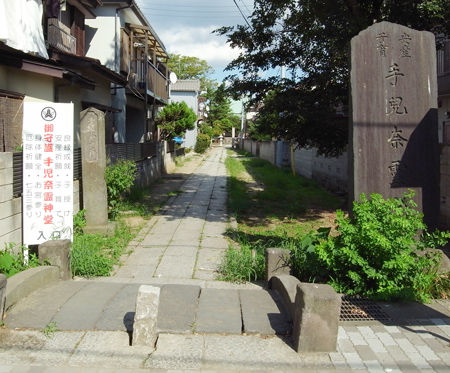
[5,282,291,337]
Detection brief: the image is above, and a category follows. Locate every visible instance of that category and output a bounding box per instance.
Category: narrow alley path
[114,146,230,282]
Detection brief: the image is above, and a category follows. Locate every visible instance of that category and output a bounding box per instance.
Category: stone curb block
[293,282,341,353]
[265,248,290,281]
[268,274,301,322]
[38,240,72,280]
[133,285,160,346]
[5,266,59,310]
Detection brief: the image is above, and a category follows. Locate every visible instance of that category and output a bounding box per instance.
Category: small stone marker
[133,285,160,346]
[292,283,341,353]
[80,107,112,234]
[38,240,72,280]
[0,274,6,319]
[265,248,290,281]
[350,22,439,228]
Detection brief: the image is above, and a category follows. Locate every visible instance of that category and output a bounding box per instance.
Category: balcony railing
[437,40,450,75]
[47,19,76,54]
[130,59,169,101]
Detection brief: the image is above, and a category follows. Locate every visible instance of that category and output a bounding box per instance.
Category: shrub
[0,243,40,277]
[287,228,330,283]
[155,101,196,140]
[194,133,210,154]
[316,191,450,302]
[105,160,137,219]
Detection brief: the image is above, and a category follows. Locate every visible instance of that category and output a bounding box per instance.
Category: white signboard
[23,102,74,245]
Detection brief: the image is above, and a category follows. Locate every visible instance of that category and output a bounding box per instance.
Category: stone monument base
[83,222,117,236]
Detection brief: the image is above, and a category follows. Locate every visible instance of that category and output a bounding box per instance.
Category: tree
[217,0,450,155]
[168,54,215,91]
[155,102,196,140]
[200,83,238,136]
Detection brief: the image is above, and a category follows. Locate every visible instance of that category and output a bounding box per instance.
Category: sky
[136,0,254,83]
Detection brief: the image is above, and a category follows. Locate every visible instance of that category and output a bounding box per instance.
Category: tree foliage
[217,0,450,155]
[156,102,196,140]
[200,83,240,137]
[168,53,215,91]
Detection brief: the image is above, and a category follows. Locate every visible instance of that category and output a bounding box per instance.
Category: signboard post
[23,102,74,246]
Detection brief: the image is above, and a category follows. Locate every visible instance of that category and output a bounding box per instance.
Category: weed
[73,209,86,234]
[175,156,185,167]
[218,240,265,282]
[0,243,41,277]
[168,190,182,197]
[42,321,59,338]
[71,223,134,277]
[189,321,197,332]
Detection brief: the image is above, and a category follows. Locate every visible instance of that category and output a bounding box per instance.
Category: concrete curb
[268,274,300,321]
[5,266,59,310]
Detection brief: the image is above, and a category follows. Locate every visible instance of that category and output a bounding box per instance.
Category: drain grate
[340,296,392,322]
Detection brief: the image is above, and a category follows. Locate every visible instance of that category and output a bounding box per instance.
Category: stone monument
[80,107,113,234]
[350,22,440,228]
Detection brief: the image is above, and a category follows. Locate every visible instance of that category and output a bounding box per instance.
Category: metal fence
[106,142,158,163]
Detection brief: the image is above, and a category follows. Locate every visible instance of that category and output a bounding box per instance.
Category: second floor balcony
[130,58,169,102]
[47,19,76,55]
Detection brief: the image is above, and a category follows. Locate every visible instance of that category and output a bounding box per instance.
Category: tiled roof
[171,79,201,92]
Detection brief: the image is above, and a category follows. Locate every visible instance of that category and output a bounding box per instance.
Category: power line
[232,0,251,27]
[238,0,252,16]
[139,8,243,15]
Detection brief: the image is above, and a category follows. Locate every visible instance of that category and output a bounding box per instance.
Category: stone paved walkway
[114,146,229,282]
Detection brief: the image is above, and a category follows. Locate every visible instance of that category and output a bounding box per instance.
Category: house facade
[169,79,201,149]
[85,0,169,144]
[0,0,127,149]
[0,0,170,249]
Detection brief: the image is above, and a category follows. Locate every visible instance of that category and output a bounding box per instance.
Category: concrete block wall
[243,139,253,154]
[291,147,348,193]
[440,145,450,229]
[292,148,314,178]
[311,151,348,194]
[0,153,21,251]
[135,156,161,188]
[259,141,276,164]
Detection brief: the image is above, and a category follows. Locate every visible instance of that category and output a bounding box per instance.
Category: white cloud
[158,25,241,72]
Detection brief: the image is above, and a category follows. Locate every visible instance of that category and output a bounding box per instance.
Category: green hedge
[195,133,211,154]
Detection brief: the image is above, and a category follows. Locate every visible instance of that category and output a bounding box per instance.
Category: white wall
[170,91,198,148]
[85,7,116,71]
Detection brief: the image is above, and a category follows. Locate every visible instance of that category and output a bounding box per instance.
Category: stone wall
[440,145,450,229]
